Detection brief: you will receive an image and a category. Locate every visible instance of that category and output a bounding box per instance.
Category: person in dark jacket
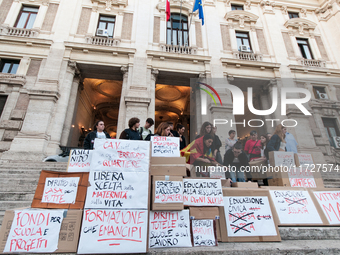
[177,124,186,150]
[264,124,287,159]
[119,117,142,140]
[211,126,223,164]
[223,142,250,182]
[83,120,111,150]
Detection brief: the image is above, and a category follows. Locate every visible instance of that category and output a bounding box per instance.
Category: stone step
[279,226,340,240]
[0,192,35,201]
[0,201,32,211]
[0,180,38,192]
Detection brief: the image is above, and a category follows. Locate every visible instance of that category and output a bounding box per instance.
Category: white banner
[67,150,93,172]
[42,177,80,204]
[313,191,340,224]
[85,171,148,209]
[269,190,322,224]
[4,209,64,253]
[192,219,216,246]
[91,139,150,172]
[154,181,183,203]
[223,196,277,237]
[149,210,192,248]
[183,179,223,206]
[77,209,148,254]
[151,136,180,157]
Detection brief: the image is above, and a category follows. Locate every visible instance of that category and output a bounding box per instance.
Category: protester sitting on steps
[83,120,111,150]
[119,117,142,140]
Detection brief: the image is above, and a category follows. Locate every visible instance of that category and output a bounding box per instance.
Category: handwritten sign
[154,181,183,203]
[67,149,93,172]
[273,152,295,167]
[313,191,340,224]
[149,210,191,248]
[209,169,226,179]
[41,177,79,204]
[151,136,180,157]
[183,179,223,206]
[269,190,322,224]
[85,171,148,209]
[288,167,316,188]
[297,153,314,166]
[4,209,64,253]
[223,196,277,237]
[91,139,150,172]
[192,219,216,246]
[77,209,148,254]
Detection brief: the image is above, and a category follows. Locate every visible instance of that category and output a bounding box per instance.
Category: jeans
[229,167,246,182]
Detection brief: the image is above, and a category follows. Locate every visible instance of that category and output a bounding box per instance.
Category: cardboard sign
[149,210,192,248]
[313,191,340,224]
[223,196,277,237]
[41,177,80,204]
[270,151,295,167]
[296,153,314,167]
[192,219,217,246]
[67,150,93,172]
[91,139,150,172]
[4,209,64,253]
[154,181,183,204]
[183,179,223,206]
[269,190,322,224]
[151,136,180,157]
[78,209,148,254]
[84,171,148,210]
[288,167,316,188]
[209,169,226,179]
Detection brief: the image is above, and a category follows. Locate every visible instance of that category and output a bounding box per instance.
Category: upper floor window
[0,59,20,74]
[97,15,115,38]
[322,118,340,148]
[297,38,313,59]
[0,96,8,119]
[14,6,39,29]
[167,14,189,46]
[231,4,244,11]
[288,12,299,19]
[313,86,328,100]
[236,31,252,52]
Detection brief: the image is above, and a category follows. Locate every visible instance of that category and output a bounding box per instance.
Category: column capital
[151,68,159,81]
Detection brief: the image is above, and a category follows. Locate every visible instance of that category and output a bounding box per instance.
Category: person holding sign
[84,120,111,150]
[264,124,287,159]
[145,122,171,140]
[119,117,142,140]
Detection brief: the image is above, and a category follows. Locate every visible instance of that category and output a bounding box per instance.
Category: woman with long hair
[145,122,171,140]
[264,124,287,159]
[195,121,212,139]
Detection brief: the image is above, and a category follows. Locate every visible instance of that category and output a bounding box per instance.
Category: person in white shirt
[225,130,238,152]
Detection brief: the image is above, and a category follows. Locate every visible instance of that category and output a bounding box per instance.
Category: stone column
[147,68,158,132]
[116,66,129,136]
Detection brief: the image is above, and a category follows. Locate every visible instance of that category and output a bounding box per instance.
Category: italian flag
[166,0,170,21]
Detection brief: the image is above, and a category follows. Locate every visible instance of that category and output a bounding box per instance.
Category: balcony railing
[234,51,263,61]
[161,44,197,54]
[85,36,121,47]
[0,26,39,37]
[298,59,326,68]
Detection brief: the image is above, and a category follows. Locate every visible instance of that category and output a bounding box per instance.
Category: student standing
[139,118,154,140]
[84,120,111,150]
[119,117,142,140]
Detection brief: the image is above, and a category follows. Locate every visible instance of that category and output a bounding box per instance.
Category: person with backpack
[119,117,142,140]
[244,130,262,161]
[139,118,154,140]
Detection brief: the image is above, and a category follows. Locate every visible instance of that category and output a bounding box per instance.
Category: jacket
[84,130,110,150]
[264,134,283,159]
[119,128,141,140]
[223,149,249,167]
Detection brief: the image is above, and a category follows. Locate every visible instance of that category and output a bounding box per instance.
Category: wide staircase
[0,161,339,254]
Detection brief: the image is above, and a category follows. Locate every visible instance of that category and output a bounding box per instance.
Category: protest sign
[269,151,295,167]
[77,209,148,254]
[154,181,183,204]
[269,190,322,224]
[223,196,277,237]
[288,167,316,188]
[84,171,148,209]
[91,139,150,172]
[209,169,226,179]
[41,177,80,204]
[192,219,217,247]
[3,209,64,253]
[296,153,314,167]
[151,136,180,157]
[67,150,93,172]
[149,210,191,248]
[313,191,340,225]
[183,179,223,206]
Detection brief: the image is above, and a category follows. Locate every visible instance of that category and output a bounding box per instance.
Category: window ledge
[85,35,121,47]
[234,51,262,61]
[0,26,39,38]
[0,73,26,86]
[297,58,326,68]
[160,44,197,55]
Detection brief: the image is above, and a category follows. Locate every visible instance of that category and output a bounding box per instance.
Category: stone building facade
[0,0,339,165]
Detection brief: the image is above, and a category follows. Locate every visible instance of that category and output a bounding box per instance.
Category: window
[0,96,7,118]
[167,14,189,46]
[297,38,313,59]
[236,31,252,51]
[288,12,299,19]
[322,118,340,147]
[0,59,20,74]
[97,15,115,38]
[313,86,328,99]
[14,6,39,29]
[231,4,244,11]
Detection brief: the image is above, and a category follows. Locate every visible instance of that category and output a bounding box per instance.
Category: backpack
[139,127,151,140]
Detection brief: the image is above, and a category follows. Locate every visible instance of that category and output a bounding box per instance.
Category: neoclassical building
[0,0,340,165]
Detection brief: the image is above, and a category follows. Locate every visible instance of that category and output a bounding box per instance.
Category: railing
[0,27,38,37]
[299,59,326,68]
[234,51,263,61]
[161,44,197,54]
[86,36,121,46]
